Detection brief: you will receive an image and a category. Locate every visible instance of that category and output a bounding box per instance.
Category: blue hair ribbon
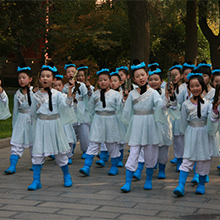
[96,68,110,75]
[183,63,195,69]
[212,69,220,74]
[42,65,58,73]
[17,66,31,72]
[130,62,146,71]
[186,72,203,80]
[148,63,159,68]
[55,74,64,79]
[169,64,183,71]
[148,68,162,76]
[116,66,129,72]
[197,63,212,68]
[64,64,76,70]
[77,66,88,71]
[110,71,119,76]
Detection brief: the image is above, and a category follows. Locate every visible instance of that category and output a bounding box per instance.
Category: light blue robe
[0,90,11,120]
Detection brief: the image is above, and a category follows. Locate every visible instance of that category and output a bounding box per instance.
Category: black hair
[78,64,90,76]
[171,62,182,74]
[18,63,32,77]
[54,71,63,82]
[131,59,147,78]
[197,60,211,77]
[148,71,163,81]
[98,67,110,79]
[211,67,220,83]
[148,60,159,71]
[110,72,122,81]
[188,70,206,93]
[182,61,194,73]
[41,62,56,78]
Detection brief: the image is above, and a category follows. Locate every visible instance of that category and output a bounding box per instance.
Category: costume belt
[134,109,154,115]
[37,114,60,120]
[188,120,207,127]
[19,109,30,114]
[95,111,115,116]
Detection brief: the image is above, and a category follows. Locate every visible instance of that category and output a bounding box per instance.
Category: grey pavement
[0,142,220,220]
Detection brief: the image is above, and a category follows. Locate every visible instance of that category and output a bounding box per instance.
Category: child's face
[189,78,202,97]
[171,69,182,84]
[148,74,162,90]
[77,70,85,83]
[119,70,128,83]
[18,72,32,88]
[213,76,220,88]
[66,66,77,79]
[202,73,210,85]
[53,79,63,92]
[98,74,110,90]
[133,69,148,86]
[39,70,54,88]
[182,69,192,83]
[110,75,122,90]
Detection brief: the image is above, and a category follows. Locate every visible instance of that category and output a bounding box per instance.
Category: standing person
[0,76,11,120]
[173,71,219,196]
[28,63,75,190]
[79,68,124,176]
[120,60,175,193]
[5,64,34,174]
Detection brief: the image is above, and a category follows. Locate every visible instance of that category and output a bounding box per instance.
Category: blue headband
[148,63,159,68]
[148,68,162,76]
[187,72,203,80]
[17,66,31,72]
[116,66,129,72]
[212,69,220,74]
[55,74,64,79]
[169,64,183,71]
[110,71,119,76]
[42,65,58,73]
[77,66,88,71]
[96,68,109,75]
[197,63,212,68]
[183,63,195,69]
[64,64,76,70]
[130,62,146,71]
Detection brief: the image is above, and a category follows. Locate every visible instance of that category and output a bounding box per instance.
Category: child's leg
[96,142,109,167]
[173,135,184,172]
[158,145,169,179]
[66,143,74,165]
[133,147,145,180]
[143,144,159,190]
[78,123,90,159]
[118,143,125,167]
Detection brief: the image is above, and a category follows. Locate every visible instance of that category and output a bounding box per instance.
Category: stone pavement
[0,143,220,220]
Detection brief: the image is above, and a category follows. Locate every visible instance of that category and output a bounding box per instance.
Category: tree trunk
[185,0,198,64]
[127,0,150,65]
[199,0,220,67]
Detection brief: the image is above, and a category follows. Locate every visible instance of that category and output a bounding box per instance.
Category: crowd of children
[1,59,220,197]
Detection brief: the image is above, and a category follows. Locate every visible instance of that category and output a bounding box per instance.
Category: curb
[0,137,10,149]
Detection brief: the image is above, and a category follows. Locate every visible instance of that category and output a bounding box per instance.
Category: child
[120,60,175,193]
[0,76,11,120]
[28,63,76,190]
[5,64,34,174]
[173,71,219,196]
[62,62,89,159]
[79,68,124,176]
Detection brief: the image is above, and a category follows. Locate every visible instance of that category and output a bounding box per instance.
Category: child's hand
[165,82,174,99]
[33,86,39,93]
[123,90,129,101]
[85,80,91,90]
[69,78,75,86]
[213,100,220,110]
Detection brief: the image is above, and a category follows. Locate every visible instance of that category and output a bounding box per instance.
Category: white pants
[74,123,90,152]
[173,135,184,158]
[32,153,68,167]
[86,141,120,158]
[158,145,169,164]
[126,145,159,172]
[119,143,125,151]
[180,158,211,175]
[11,145,33,158]
[100,142,108,151]
[66,143,74,158]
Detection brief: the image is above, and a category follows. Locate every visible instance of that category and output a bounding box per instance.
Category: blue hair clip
[42,65,58,73]
[187,72,203,80]
[183,63,195,69]
[55,74,64,79]
[77,66,88,71]
[110,71,119,76]
[148,68,162,76]
[130,62,146,71]
[96,68,109,75]
[64,64,76,70]
[148,63,159,68]
[197,63,212,68]
[169,64,183,71]
[212,69,220,74]
[116,66,129,72]
[17,66,31,72]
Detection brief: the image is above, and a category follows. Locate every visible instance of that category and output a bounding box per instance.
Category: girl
[28,63,76,190]
[0,76,11,120]
[5,64,34,174]
[79,68,124,176]
[173,71,219,196]
[62,63,89,159]
[120,60,175,192]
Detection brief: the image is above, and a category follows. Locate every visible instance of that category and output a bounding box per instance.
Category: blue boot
[30,164,43,171]
[95,151,108,167]
[153,162,158,170]
[158,163,166,179]
[173,170,189,196]
[191,163,199,184]
[108,157,119,175]
[68,158,72,165]
[217,165,220,170]
[133,162,144,180]
[28,165,42,190]
[61,164,73,187]
[72,143,76,155]
[121,169,134,193]
[5,155,19,174]
[205,175,209,183]
[79,154,94,176]
[176,158,182,172]
[81,152,86,159]
[144,168,154,190]
[49,155,55,160]
[170,157,177,164]
[195,175,206,194]
[118,149,124,167]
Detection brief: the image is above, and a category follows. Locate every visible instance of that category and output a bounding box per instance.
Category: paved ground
[0,144,220,220]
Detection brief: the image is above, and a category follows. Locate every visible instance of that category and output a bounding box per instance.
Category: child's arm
[12,95,19,128]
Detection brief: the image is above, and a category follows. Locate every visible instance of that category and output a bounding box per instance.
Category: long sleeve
[12,95,19,128]
[179,102,189,134]
[121,93,134,125]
